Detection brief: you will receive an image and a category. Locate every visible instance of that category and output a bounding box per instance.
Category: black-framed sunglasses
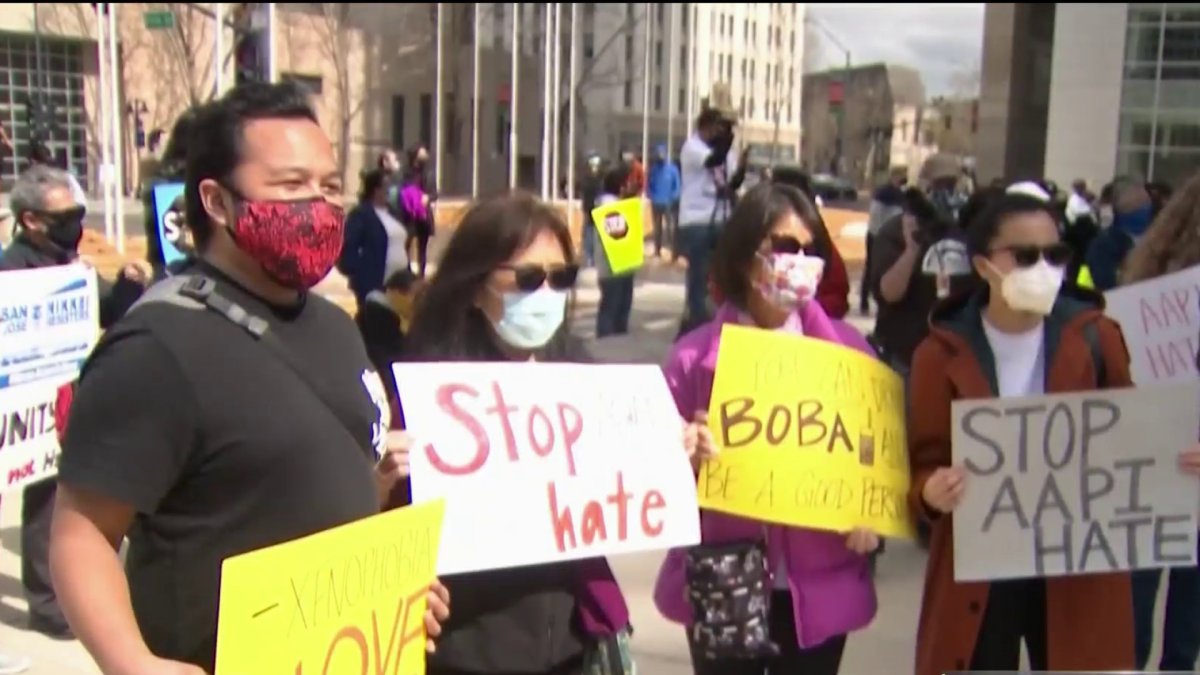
[38,205,87,224]
[499,263,580,292]
[768,235,807,255]
[991,243,1072,268]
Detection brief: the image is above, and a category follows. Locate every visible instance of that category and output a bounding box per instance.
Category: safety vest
[1076,265,1095,290]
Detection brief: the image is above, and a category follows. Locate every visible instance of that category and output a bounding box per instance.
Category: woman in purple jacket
[654,183,880,675]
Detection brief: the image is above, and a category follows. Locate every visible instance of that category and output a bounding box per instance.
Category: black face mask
[26,207,86,259]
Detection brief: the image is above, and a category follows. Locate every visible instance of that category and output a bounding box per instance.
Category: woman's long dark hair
[406,192,577,361]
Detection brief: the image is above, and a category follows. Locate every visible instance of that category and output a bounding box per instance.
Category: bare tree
[551,4,646,160]
[948,60,982,99]
[294,4,433,183]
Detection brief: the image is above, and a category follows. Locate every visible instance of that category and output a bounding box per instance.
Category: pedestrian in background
[595,165,638,338]
[403,144,436,277]
[648,143,681,260]
[339,168,409,311]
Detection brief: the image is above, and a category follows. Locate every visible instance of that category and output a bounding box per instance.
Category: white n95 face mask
[492,288,568,349]
[1001,260,1064,316]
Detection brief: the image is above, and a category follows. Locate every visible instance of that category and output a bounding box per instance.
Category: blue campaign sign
[152,182,187,266]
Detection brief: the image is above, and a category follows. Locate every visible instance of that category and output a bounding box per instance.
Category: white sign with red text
[1105,264,1200,386]
[0,379,63,493]
[394,362,701,575]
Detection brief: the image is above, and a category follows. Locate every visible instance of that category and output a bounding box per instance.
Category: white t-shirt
[678,133,738,227]
[376,206,409,279]
[982,318,1046,397]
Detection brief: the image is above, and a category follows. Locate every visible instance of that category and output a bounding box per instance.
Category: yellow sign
[215,500,445,675]
[699,325,914,538]
[591,197,645,275]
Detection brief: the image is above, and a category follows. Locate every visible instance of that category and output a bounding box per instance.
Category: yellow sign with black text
[215,500,445,675]
[699,325,913,538]
[590,197,645,275]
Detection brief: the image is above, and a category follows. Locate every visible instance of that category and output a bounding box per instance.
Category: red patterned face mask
[229,197,345,290]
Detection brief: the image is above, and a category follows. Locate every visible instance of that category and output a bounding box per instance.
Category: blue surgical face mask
[491,288,568,350]
[1114,204,1153,237]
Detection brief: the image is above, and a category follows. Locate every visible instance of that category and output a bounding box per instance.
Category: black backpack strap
[132,274,368,452]
[1082,320,1107,388]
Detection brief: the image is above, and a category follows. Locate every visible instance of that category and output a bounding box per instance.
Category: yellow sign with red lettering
[215,500,445,675]
[699,325,914,538]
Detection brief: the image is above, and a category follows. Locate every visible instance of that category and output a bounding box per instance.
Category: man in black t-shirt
[49,82,448,675]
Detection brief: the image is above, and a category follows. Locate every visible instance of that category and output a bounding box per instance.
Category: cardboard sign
[699,325,913,538]
[0,264,99,389]
[1105,264,1200,386]
[393,362,701,575]
[0,379,63,493]
[591,197,645,275]
[215,500,445,675]
[151,182,188,266]
[952,384,1200,582]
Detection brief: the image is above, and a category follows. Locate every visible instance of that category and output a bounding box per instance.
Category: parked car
[811,173,859,202]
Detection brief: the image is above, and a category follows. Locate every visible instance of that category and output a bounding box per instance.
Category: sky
[806,3,985,98]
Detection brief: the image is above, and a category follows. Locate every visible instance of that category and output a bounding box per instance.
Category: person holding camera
[676,107,747,335]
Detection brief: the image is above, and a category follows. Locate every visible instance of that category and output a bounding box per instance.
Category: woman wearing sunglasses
[654,183,880,675]
[908,192,1146,674]
[396,193,630,675]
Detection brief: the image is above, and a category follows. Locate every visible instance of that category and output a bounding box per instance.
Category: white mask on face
[1000,259,1064,316]
[491,287,568,350]
[756,253,825,311]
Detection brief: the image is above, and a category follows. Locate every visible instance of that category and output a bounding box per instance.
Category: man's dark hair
[184,81,319,249]
[696,107,725,130]
[602,165,631,196]
[966,192,1058,259]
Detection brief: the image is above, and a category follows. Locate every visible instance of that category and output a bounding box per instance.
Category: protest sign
[699,324,912,538]
[0,379,64,493]
[952,383,1200,582]
[1105,264,1200,386]
[215,499,445,675]
[393,362,700,575]
[0,264,99,389]
[151,182,188,266]
[590,197,645,275]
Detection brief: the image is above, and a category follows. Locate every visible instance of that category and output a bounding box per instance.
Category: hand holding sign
[425,580,450,653]
[921,466,967,514]
[1179,445,1200,478]
[684,411,719,470]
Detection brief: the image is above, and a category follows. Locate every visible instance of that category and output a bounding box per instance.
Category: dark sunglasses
[991,243,1072,268]
[39,206,86,223]
[768,235,806,255]
[499,263,580,292]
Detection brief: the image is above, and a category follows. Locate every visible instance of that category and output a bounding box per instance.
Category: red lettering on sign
[547,471,666,553]
[424,384,489,476]
[7,461,34,485]
[426,381,583,477]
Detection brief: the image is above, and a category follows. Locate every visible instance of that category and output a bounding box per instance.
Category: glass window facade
[0,33,87,190]
[1118,3,1200,186]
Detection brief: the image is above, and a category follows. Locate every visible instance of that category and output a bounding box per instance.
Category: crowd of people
[0,77,1195,675]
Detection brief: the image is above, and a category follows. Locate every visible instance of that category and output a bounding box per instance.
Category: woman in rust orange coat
[905,191,1200,675]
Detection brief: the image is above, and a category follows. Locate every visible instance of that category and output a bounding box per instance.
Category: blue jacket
[337,202,390,303]
[647,160,681,207]
[1084,227,1136,292]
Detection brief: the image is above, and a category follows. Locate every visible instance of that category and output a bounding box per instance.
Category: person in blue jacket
[648,143,681,260]
[1084,177,1153,291]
